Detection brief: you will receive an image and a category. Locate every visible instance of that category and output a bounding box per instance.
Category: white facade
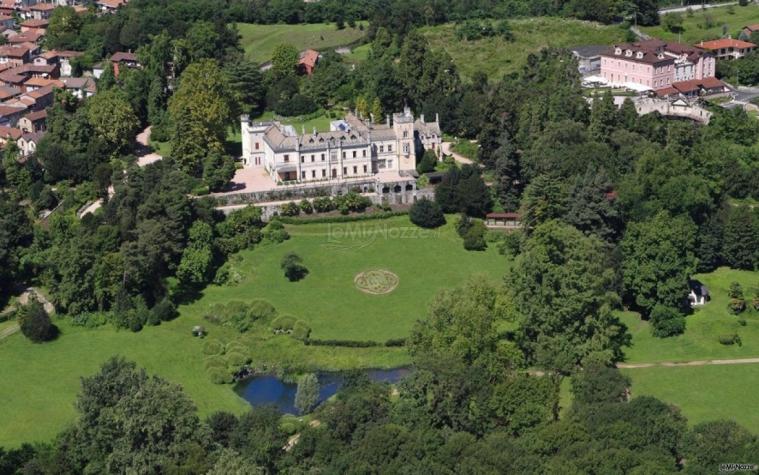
[240,109,441,185]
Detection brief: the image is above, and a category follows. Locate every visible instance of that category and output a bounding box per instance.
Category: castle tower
[393,107,415,172]
[240,115,267,168]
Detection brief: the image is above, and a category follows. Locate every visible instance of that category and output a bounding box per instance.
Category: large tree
[621,211,698,313]
[508,220,628,371]
[168,59,235,176]
[87,89,140,156]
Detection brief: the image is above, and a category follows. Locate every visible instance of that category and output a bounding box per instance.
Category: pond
[234,367,411,414]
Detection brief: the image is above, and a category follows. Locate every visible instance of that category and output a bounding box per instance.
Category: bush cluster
[456,214,487,250]
[281,253,308,281]
[649,305,686,338]
[409,197,445,228]
[203,300,277,333]
[263,219,290,243]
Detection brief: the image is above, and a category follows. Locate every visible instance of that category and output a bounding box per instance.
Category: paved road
[618,357,759,369]
[441,141,474,165]
[659,1,738,15]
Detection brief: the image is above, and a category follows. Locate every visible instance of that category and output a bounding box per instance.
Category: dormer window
[625,49,632,57]
[615,47,621,55]
[636,52,643,59]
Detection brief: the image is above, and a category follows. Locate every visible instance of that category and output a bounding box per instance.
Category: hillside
[419,17,628,80]
[235,22,367,64]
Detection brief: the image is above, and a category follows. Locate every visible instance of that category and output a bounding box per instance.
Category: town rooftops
[30,3,56,11]
[0,84,20,100]
[23,109,46,121]
[21,19,49,28]
[110,51,137,63]
[0,44,33,58]
[0,125,22,140]
[8,31,44,44]
[697,38,756,50]
[24,76,63,88]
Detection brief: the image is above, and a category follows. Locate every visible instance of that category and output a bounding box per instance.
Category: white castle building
[240,108,442,185]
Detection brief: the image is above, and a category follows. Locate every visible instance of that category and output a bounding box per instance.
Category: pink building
[600,39,716,91]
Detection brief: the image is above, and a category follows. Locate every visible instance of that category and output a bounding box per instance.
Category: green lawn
[235,22,367,64]
[420,17,628,80]
[0,215,508,447]
[344,43,371,63]
[643,5,759,44]
[183,216,509,342]
[624,364,759,433]
[621,268,759,364]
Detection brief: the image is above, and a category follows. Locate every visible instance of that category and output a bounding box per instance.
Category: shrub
[17,298,57,343]
[409,197,445,229]
[271,315,297,333]
[728,282,744,299]
[248,299,278,322]
[291,321,312,340]
[264,219,290,243]
[225,351,250,368]
[281,252,309,281]
[204,355,227,370]
[203,339,225,356]
[718,333,741,346]
[71,312,107,328]
[151,298,178,322]
[213,261,244,286]
[497,230,523,257]
[728,298,747,315]
[312,196,334,213]
[334,191,372,213]
[209,368,232,385]
[463,220,487,251]
[649,305,686,338]
[299,199,313,214]
[455,213,472,237]
[738,318,747,327]
[281,201,300,217]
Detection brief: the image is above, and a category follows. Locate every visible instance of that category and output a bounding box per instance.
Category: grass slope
[183,216,509,342]
[623,364,759,433]
[643,5,759,44]
[420,18,628,80]
[621,267,759,363]
[235,22,366,64]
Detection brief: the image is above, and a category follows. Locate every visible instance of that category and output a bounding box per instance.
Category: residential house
[0,84,21,101]
[0,125,22,146]
[19,84,55,110]
[109,51,139,78]
[35,50,81,77]
[0,44,35,67]
[25,2,56,20]
[0,13,14,29]
[740,24,759,40]
[20,18,49,34]
[0,104,28,126]
[96,0,127,13]
[16,130,43,156]
[656,77,730,98]
[62,76,96,98]
[298,49,319,76]
[696,38,756,60]
[23,76,63,91]
[17,108,45,133]
[7,30,44,45]
[600,39,716,91]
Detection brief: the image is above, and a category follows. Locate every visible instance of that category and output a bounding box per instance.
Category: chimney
[313,127,317,135]
[420,113,425,123]
[386,115,390,127]
[435,113,440,123]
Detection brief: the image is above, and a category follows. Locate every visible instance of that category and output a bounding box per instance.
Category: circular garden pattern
[354,269,399,295]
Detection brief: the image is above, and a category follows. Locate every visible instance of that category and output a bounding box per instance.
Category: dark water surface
[234,367,411,414]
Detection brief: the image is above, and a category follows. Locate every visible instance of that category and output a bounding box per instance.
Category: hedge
[278,210,407,225]
[304,338,407,348]
[202,339,225,356]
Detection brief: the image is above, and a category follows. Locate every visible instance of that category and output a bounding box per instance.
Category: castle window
[321,153,325,161]
[363,165,367,173]
[403,144,409,154]
[311,170,316,178]
[342,151,346,158]
[255,142,259,150]
[352,151,356,158]
[343,167,347,175]
[380,145,384,152]
[403,130,408,138]
[301,171,305,179]
[353,166,357,174]
[322,169,326,177]
[388,145,392,152]
[363,150,366,157]
[284,154,289,162]
[311,155,315,162]
[300,156,304,163]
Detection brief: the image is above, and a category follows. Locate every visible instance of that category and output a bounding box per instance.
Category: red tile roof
[486,212,521,219]
[21,19,49,28]
[0,126,22,140]
[299,49,319,69]
[697,38,756,50]
[110,51,137,62]
[663,77,727,94]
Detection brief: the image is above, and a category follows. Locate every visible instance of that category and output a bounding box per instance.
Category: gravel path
[618,357,759,369]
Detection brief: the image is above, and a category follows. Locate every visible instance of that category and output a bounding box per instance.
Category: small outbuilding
[688,280,710,307]
[485,212,522,230]
[192,325,207,337]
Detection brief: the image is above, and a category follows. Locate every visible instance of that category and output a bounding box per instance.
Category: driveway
[441,141,474,165]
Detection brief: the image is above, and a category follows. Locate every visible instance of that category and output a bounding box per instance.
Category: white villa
[240,108,442,185]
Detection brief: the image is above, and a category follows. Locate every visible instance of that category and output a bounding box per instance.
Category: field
[621,267,759,364]
[623,364,759,433]
[183,216,509,341]
[235,22,367,64]
[419,17,628,80]
[0,215,508,447]
[642,4,759,43]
